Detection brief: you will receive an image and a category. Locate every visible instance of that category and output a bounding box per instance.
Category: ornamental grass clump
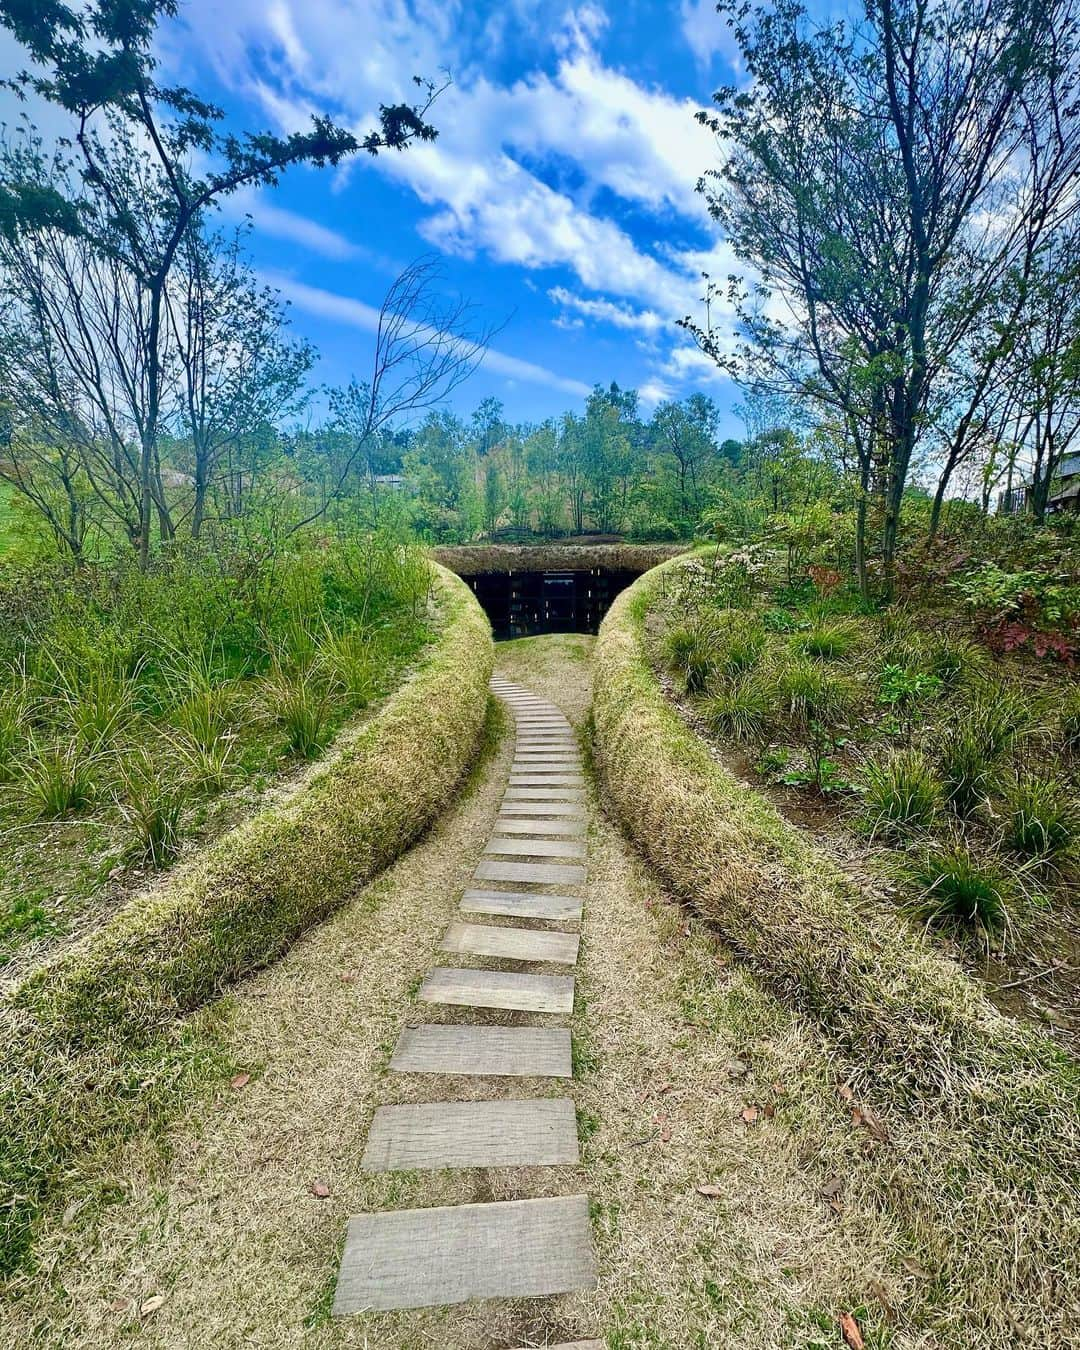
[860,749,941,839]
[662,618,718,693]
[704,678,770,744]
[20,737,98,818]
[909,846,1010,935]
[793,618,857,660]
[263,668,335,758]
[1003,772,1079,862]
[116,752,189,867]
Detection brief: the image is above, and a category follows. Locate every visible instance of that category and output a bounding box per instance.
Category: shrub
[878,662,942,710]
[1003,773,1079,861]
[861,750,941,838]
[704,679,770,744]
[661,618,717,693]
[909,846,1010,934]
[762,607,797,633]
[19,738,98,818]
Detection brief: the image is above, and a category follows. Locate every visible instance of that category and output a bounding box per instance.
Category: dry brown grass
[3,637,936,1349]
[432,543,687,577]
[593,562,1080,1347]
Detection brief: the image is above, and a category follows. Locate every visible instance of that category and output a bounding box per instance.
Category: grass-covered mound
[593,557,1080,1346]
[0,562,492,1273]
[0,535,434,973]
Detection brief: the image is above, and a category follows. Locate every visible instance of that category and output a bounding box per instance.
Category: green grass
[860,749,941,839]
[0,534,434,971]
[908,846,1010,934]
[1003,773,1079,861]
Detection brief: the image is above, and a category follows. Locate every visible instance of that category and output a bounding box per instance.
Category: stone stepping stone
[514,752,581,762]
[390,1024,571,1077]
[484,837,586,860]
[460,889,583,921]
[475,859,586,886]
[440,921,580,965]
[362,1097,579,1171]
[495,816,587,836]
[419,966,574,1013]
[504,788,586,802]
[510,777,585,789]
[499,800,585,816]
[512,764,582,775]
[333,1194,596,1314]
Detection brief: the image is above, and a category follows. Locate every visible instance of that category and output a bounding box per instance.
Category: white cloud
[267,273,592,396]
[548,286,666,334]
[220,188,369,260]
[680,0,742,72]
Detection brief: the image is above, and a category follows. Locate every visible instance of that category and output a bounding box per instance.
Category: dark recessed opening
[466,569,638,639]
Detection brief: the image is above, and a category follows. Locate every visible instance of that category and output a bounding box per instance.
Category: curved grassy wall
[593,558,1079,1340]
[1,563,492,1270]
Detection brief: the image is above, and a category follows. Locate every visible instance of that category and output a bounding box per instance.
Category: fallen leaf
[839,1312,865,1349]
[62,1198,84,1226]
[763,1103,776,1120]
[838,1083,855,1103]
[869,1277,896,1321]
[339,972,357,985]
[820,1175,844,1200]
[852,1105,889,1143]
[656,1081,674,1095]
[771,1078,787,1096]
[740,1104,760,1125]
[659,1123,673,1143]
[695,1184,724,1198]
[229,1073,250,1090]
[310,1180,331,1198]
[900,1256,932,1281]
[724,1059,749,1078]
[140,1295,165,1316]
[109,1298,130,1314]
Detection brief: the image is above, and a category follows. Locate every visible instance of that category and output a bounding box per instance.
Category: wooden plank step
[499,800,585,816]
[440,921,580,965]
[475,859,586,886]
[362,1098,579,1171]
[332,1194,596,1313]
[419,967,574,1013]
[514,753,581,763]
[460,889,583,921]
[390,1024,571,1077]
[484,836,587,860]
[495,816,587,836]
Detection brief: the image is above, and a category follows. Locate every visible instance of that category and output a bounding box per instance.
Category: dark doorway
[466,569,638,639]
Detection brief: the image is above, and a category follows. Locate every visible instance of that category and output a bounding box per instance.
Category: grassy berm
[593,559,1080,1348]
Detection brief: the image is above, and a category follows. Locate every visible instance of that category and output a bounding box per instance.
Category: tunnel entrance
[465,568,638,639]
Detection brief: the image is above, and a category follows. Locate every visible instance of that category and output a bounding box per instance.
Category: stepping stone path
[333,676,599,1335]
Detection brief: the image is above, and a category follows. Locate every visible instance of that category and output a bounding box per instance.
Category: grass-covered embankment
[593,558,1080,1345]
[0,562,492,1274]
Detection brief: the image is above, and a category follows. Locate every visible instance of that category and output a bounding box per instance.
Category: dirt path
[2,636,918,1349]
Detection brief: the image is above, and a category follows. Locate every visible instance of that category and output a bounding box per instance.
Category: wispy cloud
[267,273,592,397]
[548,286,667,334]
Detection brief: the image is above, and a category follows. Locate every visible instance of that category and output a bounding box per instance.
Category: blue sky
[7,1,748,432]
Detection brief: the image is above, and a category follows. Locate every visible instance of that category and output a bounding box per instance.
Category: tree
[0,0,443,565]
[314,258,491,534]
[169,226,314,538]
[687,0,1080,595]
[649,395,720,524]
